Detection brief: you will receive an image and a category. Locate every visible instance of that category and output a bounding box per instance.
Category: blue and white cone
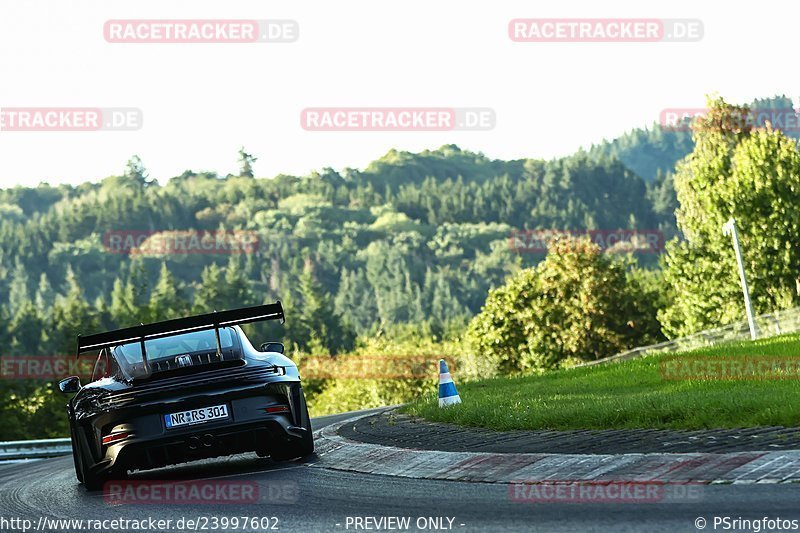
[438,359,461,407]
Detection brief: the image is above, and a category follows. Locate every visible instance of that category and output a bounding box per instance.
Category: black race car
[58,302,314,490]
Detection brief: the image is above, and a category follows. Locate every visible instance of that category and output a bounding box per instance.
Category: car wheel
[77,441,105,491]
[75,433,126,491]
[69,426,83,483]
[81,461,126,491]
[270,391,314,461]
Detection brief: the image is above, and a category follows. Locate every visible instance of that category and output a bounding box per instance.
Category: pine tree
[280,289,310,354]
[8,260,29,317]
[429,273,467,333]
[110,276,134,327]
[128,260,150,321]
[223,256,255,308]
[298,262,354,354]
[125,155,150,187]
[50,266,97,355]
[9,300,44,355]
[193,263,225,313]
[333,268,377,335]
[34,273,54,318]
[148,263,188,322]
[298,265,329,342]
[238,147,258,178]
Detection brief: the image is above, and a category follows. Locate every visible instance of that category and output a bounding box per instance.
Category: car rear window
[114,327,235,365]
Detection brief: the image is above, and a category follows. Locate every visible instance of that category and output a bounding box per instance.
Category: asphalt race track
[2,408,800,533]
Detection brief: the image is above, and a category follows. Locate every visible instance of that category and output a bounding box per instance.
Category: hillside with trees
[587,95,795,182]
[0,146,673,360]
[4,94,800,438]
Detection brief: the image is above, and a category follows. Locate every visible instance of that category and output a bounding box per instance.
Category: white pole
[722,218,757,340]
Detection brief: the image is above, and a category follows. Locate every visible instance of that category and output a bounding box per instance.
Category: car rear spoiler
[75,302,285,359]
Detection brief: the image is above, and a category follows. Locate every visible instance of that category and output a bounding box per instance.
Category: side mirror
[58,376,81,394]
[260,342,285,354]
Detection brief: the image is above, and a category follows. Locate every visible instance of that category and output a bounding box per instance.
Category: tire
[270,391,314,461]
[81,459,126,491]
[77,440,105,491]
[75,430,126,491]
[69,426,83,483]
[76,434,112,491]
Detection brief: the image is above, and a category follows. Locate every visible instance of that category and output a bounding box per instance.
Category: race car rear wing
[75,302,285,359]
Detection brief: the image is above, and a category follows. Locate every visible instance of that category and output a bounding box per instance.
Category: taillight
[262,405,290,414]
[102,431,131,446]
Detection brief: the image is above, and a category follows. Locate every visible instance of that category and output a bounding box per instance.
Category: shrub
[466,237,663,374]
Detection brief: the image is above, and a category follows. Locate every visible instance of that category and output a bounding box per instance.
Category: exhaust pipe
[201,434,215,448]
[188,436,200,450]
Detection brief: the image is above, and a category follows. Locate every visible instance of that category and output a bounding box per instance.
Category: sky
[0,0,798,188]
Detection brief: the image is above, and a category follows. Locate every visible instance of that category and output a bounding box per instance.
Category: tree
[466,237,662,374]
[364,242,418,325]
[297,261,354,355]
[238,147,258,178]
[8,260,29,317]
[334,268,377,335]
[49,266,98,355]
[659,96,800,337]
[222,256,255,307]
[34,273,54,318]
[193,263,225,313]
[148,262,188,322]
[9,300,44,354]
[125,155,151,186]
[109,261,150,326]
[128,260,150,317]
[110,276,134,327]
[425,269,468,336]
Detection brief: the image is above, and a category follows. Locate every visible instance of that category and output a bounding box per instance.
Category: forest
[2,95,798,438]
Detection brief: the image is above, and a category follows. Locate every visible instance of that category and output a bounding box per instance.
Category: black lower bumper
[94,415,308,476]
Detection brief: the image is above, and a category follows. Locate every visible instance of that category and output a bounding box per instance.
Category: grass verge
[402,333,800,431]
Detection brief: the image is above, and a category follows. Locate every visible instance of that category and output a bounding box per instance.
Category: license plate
[164,404,229,429]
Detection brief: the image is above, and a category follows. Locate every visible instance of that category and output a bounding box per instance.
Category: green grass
[403,333,800,431]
